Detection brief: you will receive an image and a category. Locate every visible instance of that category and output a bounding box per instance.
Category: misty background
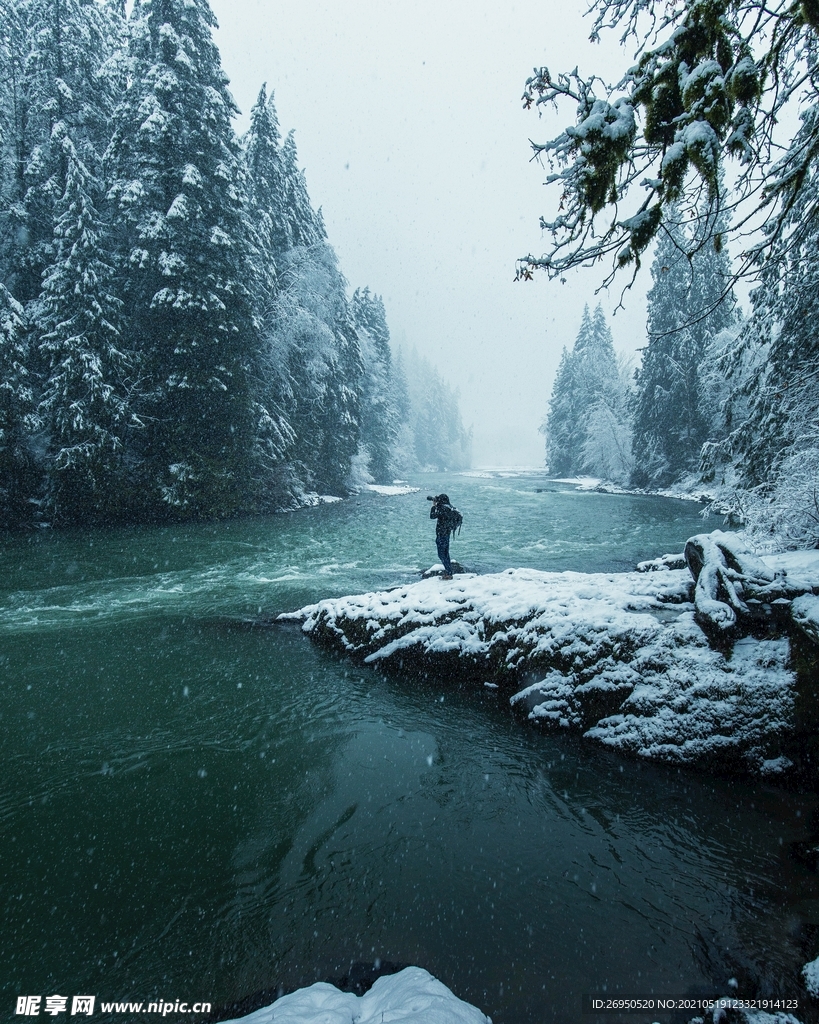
[209,0,649,467]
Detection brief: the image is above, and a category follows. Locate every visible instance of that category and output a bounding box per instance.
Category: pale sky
[209,0,651,467]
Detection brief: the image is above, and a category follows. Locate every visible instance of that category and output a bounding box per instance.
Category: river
[1,472,816,1023]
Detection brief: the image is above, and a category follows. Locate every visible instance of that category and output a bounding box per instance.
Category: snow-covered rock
[279,551,807,774]
[219,967,490,1024]
[803,953,819,997]
[791,593,819,647]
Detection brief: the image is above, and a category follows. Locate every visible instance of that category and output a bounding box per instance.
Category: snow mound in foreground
[220,967,490,1024]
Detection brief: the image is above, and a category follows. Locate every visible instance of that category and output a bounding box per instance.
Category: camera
[426,495,436,501]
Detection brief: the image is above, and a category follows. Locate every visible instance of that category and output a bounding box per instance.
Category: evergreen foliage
[543,305,631,482]
[543,346,579,477]
[580,354,634,485]
[719,159,819,490]
[0,0,468,526]
[631,208,737,487]
[263,243,362,495]
[352,287,398,484]
[519,0,819,286]
[280,131,326,250]
[0,283,39,523]
[526,0,815,543]
[403,348,472,473]
[243,82,287,307]
[106,0,257,519]
[38,128,133,523]
[701,154,819,544]
[0,0,124,305]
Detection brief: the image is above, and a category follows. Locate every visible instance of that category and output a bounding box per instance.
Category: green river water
[1,473,817,1023]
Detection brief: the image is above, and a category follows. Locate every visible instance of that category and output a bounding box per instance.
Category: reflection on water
[1,473,817,1023]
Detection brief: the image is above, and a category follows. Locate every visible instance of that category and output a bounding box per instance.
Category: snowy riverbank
[280,534,819,777]
[546,473,719,504]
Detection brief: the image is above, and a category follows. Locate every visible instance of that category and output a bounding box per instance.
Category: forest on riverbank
[534,0,819,552]
[0,0,471,529]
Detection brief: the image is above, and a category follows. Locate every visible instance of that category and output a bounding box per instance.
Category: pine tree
[38,128,133,523]
[241,84,298,506]
[280,131,326,250]
[0,284,39,524]
[0,0,125,306]
[242,84,362,500]
[632,206,737,487]
[543,304,622,477]
[543,345,580,476]
[243,83,287,309]
[388,348,416,475]
[404,348,471,472]
[580,353,634,484]
[315,307,363,493]
[106,0,256,518]
[265,243,363,495]
[352,287,397,483]
[722,159,819,489]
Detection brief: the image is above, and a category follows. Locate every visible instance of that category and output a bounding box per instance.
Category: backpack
[447,506,463,535]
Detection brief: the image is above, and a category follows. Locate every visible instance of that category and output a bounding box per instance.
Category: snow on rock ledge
[219,967,491,1024]
[792,593,819,647]
[279,552,807,774]
[803,954,819,997]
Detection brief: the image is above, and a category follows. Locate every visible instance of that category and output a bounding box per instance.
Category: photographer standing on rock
[427,493,463,580]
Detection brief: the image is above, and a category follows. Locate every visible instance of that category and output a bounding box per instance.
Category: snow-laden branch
[518,0,819,286]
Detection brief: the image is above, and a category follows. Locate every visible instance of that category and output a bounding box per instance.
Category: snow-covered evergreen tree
[542,351,575,475]
[725,174,819,490]
[243,83,288,311]
[543,304,624,478]
[280,131,326,251]
[0,0,125,306]
[388,348,416,475]
[705,150,819,544]
[0,284,39,524]
[240,84,299,507]
[316,305,363,494]
[106,0,256,518]
[632,205,737,487]
[38,128,133,523]
[403,348,471,472]
[581,354,634,485]
[0,2,421,525]
[352,287,397,483]
[265,244,362,495]
[242,93,361,500]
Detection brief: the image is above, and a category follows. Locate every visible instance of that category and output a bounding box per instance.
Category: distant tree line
[543,209,739,490]
[0,0,469,528]
[544,191,819,548]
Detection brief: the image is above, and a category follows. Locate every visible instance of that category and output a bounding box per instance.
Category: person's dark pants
[436,533,453,574]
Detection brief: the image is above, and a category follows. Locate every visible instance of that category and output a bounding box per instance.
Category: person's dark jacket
[430,500,461,538]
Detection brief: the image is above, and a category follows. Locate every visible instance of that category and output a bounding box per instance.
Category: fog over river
[1,474,816,1023]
